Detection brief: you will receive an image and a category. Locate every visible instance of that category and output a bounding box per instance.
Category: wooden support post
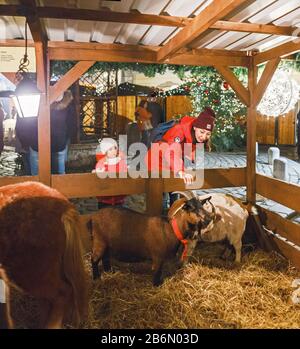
[36,42,51,186]
[246,56,257,204]
[146,178,164,216]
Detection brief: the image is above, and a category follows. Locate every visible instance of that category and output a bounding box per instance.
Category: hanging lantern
[11,19,41,118]
[12,74,41,118]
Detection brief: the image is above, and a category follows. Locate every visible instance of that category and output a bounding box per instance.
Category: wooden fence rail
[259,207,300,270]
[256,174,300,213]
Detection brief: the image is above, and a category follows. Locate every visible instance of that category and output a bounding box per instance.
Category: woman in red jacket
[146,107,215,208]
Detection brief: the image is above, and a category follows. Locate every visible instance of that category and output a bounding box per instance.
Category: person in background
[135,100,153,148]
[50,90,75,174]
[95,137,128,209]
[147,91,165,128]
[15,90,75,175]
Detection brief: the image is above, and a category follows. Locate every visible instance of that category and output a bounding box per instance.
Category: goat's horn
[205,199,216,215]
[189,190,198,199]
[172,191,192,200]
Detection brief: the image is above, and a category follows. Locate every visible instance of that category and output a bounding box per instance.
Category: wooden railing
[256,173,300,270]
[0,176,39,186]
[1,169,299,270]
[50,167,246,213]
[258,207,300,270]
[256,174,300,212]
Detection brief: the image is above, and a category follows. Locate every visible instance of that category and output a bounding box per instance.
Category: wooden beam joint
[49,61,95,104]
[215,65,250,106]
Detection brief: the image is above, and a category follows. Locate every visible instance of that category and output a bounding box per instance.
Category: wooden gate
[79,69,118,141]
[257,108,297,145]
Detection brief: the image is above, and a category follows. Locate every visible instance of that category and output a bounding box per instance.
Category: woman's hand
[177,171,194,185]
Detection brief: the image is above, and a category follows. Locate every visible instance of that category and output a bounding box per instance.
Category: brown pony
[0,182,87,329]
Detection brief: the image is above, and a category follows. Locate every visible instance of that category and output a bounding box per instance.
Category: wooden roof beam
[0,4,191,27]
[49,47,158,63]
[169,53,250,67]
[0,39,35,47]
[211,21,300,37]
[49,47,250,67]
[157,0,249,62]
[254,40,300,65]
[0,40,249,66]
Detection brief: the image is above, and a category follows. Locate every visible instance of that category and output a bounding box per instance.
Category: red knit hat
[192,107,216,131]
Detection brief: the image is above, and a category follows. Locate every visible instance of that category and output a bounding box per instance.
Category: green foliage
[51,59,300,151]
[212,123,246,152]
[51,59,300,81]
[51,61,170,78]
[182,67,247,151]
[51,60,76,78]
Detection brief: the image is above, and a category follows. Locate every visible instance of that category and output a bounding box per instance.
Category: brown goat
[0,182,87,329]
[86,194,215,286]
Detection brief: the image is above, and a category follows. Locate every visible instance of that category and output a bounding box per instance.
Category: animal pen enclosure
[1,0,300,329]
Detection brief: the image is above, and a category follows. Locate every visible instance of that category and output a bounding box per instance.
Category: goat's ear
[183,200,194,211]
[200,196,212,206]
[214,213,222,222]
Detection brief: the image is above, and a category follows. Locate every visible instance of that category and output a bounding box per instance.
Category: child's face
[106,145,118,158]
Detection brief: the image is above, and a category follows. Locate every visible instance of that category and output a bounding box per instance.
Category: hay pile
[10,243,300,329]
[83,243,300,329]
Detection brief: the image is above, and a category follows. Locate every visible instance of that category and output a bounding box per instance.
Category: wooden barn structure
[0,0,300,270]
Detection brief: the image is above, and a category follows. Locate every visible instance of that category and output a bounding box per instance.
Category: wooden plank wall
[256,113,275,144]
[116,96,136,135]
[256,108,297,145]
[166,95,193,121]
[117,96,136,122]
[278,109,296,145]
